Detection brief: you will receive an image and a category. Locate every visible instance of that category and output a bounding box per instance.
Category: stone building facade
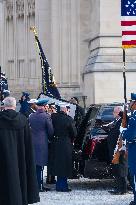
[0,0,136,106]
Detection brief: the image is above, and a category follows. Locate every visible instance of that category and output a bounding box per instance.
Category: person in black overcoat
[0,97,39,205]
[46,103,57,184]
[49,102,77,192]
[106,106,128,195]
[69,97,85,132]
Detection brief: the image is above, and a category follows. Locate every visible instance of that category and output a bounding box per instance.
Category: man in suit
[107,106,128,195]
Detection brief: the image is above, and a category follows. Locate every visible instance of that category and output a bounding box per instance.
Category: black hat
[131,93,136,101]
[22,92,30,97]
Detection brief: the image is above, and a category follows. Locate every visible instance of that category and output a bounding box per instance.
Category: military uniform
[29,98,54,192]
[19,92,30,115]
[121,93,136,205]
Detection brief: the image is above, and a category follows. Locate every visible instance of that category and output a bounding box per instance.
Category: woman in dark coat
[0,97,39,205]
[49,103,77,192]
[29,99,54,192]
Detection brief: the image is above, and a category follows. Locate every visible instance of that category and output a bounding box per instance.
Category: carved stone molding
[16,0,24,18]
[6,1,13,19]
[27,0,35,16]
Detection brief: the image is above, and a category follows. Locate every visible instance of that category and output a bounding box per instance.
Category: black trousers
[130,174,136,204]
[36,165,43,190]
[115,176,127,192]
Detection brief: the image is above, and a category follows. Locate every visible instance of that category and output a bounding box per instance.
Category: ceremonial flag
[30,27,61,99]
[121,0,136,48]
[0,72,8,92]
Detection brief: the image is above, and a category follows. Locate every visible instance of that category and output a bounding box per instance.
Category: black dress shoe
[127,185,133,191]
[56,188,72,192]
[40,187,51,192]
[108,190,127,195]
[46,179,56,184]
[129,201,136,205]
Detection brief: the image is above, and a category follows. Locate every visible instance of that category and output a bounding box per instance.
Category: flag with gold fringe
[30,27,61,99]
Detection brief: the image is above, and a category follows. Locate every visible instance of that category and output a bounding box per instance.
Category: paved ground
[32,178,133,205]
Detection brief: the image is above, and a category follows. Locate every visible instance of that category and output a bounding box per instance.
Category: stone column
[0,0,6,72]
[51,0,81,99]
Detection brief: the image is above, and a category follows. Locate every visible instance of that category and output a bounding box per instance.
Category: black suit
[107,117,128,193]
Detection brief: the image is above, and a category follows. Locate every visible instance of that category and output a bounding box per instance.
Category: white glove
[120,126,127,133]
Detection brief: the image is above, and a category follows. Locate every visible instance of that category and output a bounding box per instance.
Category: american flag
[121,0,136,48]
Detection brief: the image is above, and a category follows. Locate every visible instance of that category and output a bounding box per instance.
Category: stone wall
[0,0,136,106]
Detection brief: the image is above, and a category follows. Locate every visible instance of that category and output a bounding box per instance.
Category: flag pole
[123,48,127,104]
[111,49,127,164]
[0,66,2,110]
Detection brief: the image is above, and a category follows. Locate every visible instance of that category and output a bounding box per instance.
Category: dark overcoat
[23,107,36,118]
[122,110,136,175]
[19,99,30,115]
[49,111,77,177]
[0,109,39,205]
[107,117,128,177]
[29,109,54,166]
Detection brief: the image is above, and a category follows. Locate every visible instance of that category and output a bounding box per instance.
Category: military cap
[3,89,10,94]
[36,98,49,106]
[22,92,30,97]
[58,102,70,109]
[28,99,38,104]
[131,93,136,101]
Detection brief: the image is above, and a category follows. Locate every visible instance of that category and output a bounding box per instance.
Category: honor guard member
[121,93,136,205]
[49,102,77,192]
[19,92,30,116]
[2,89,10,98]
[29,98,54,192]
[25,99,38,118]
